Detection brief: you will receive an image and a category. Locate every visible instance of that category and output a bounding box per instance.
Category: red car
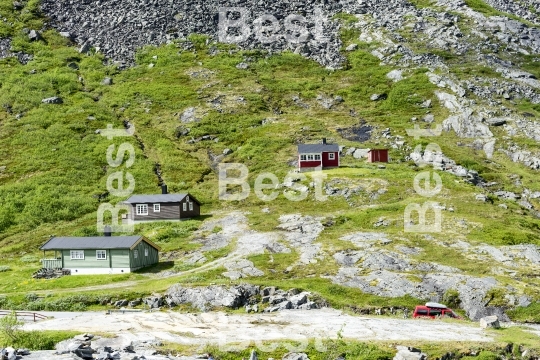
[413,302,461,319]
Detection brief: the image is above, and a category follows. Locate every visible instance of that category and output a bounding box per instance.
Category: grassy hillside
[0,0,540,329]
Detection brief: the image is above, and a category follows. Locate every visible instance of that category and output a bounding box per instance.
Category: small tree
[0,310,22,342]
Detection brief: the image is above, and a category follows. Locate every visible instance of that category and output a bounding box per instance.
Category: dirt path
[33,253,247,294]
[23,308,494,345]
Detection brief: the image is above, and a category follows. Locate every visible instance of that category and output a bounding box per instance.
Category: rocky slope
[31,0,540,170]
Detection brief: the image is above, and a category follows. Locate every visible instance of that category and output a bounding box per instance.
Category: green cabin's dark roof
[40,235,160,251]
[123,193,200,204]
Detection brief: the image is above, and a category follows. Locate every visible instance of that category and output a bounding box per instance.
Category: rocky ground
[38,0,349,69]
[156,211,539,321]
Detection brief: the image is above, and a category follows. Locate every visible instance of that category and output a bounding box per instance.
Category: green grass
[463,0,538,27]
[507,302,540,323]
[332,12,360,25]
[0,330,81,350]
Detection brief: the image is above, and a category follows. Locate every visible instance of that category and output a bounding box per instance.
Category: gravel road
[23,308,493,345]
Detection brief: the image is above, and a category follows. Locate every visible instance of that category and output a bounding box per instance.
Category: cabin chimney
[161,184,168,194]
[104,225,112,237]
[322,138,327,145]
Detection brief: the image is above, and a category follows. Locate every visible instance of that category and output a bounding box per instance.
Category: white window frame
[145,248,148,257]
[329,153,335,160]
[136,204,148,215]
[301,154,324,161]
[134,249,138,259]
[153,204,160,212]
[189,202,193,211]
[186,196,190,202]
[96,250,107,260]
[183,202,187,211]
[70,250,84,260]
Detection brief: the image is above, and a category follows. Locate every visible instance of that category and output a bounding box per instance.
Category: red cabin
[367,149,389,163]
[297,139,340,172]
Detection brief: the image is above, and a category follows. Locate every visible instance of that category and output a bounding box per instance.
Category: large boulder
[353,148,369,159]
[479,315,500,329]
[3,347,16,360]
[467,306,509,322]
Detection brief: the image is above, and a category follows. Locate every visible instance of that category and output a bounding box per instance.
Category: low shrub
[23,294,97,311]
[0,329,80,350]
[507,302,540,323]
[20,255,38,263]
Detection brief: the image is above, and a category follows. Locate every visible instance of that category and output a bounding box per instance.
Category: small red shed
[297,138,340,171]
[367,149,389,163]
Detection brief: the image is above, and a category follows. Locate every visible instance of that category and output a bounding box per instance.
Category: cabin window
[134,250,138,259]
[314,154,321,160]
[153,204,160,212]
[136,204,148,215]
[70,250,84,260]
[145,248,149,257]
[329,153,335,160]
[307,154,314,161]
[189,202,193,211]
[186,196,190,202]
[183,203,187,211]
[96,250,107,260]
[300,155,307,161]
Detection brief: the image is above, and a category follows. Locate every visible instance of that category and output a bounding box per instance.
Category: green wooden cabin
[40,235,160,275]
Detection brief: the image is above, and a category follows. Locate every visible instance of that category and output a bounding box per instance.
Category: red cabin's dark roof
[298,144,339,153]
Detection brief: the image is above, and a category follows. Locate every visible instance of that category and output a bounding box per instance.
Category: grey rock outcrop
[277,214,325,265]
[165,284,320,312]
[386,69,403,82]
[41,97,63,104]
[332,232,515,321]
[282,353,309,360]
[165,284,260,310]
[222,258,264,280]
[408,148,487,186]
[393,346,427,360]
[370,93,387,101]
[143,294,163,309]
